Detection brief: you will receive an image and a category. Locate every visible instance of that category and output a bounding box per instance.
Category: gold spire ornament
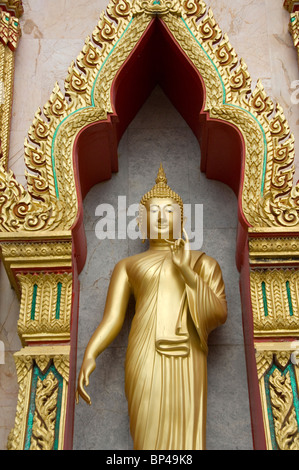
[140,163,184,214]
[76,166,227,450]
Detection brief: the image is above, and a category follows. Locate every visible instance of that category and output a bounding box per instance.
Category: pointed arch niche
[1,0,299,451]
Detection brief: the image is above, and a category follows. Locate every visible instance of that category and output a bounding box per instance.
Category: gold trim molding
[0,231,72,297]
[249,238,299,262]
[248,229,299,265]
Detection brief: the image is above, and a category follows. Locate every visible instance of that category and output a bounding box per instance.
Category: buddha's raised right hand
[75,356,96,405]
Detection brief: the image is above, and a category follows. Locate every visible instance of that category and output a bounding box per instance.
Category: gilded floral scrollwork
[133,0,182,17]
[29,372,59,450]
[269,368,299,450]
[8,347,70,450]
[165,1,299,228]
[0,0,150,232]
[255,346,299,450]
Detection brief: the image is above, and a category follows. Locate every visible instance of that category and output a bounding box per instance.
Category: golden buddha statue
[76,164,227,450]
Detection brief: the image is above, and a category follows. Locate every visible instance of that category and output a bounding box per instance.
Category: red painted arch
[71,17,249,271]
[67,16,265,449]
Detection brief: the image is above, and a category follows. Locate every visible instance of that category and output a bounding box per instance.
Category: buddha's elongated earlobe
[136,215,146,243]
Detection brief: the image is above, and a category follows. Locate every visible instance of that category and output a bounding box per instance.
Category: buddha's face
[142,197,182,240]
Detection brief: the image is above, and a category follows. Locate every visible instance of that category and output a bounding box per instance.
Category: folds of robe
[125,250,227,450]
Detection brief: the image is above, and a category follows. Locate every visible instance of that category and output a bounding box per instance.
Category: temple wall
[0,0,298,450]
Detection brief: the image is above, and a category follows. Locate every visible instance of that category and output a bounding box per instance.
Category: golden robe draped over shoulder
[125,250,227,450]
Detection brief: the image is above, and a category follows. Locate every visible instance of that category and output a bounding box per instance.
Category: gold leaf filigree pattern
[29,372,59,451]
[169,2,299,227]
[9,347,70,450]
[255,346,299,450]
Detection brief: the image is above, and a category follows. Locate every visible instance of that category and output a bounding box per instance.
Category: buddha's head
[138,164,184,241]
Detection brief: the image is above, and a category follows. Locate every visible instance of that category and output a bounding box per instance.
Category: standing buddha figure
[76,164,227,450]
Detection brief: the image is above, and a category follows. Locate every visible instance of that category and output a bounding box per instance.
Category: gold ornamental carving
[284,0,299,13]
[269,368,299,450]
[133,0,182,17]
[29,371,59,450]
[8,346,70,451]
[0,1,23,18]
[17,272,73,344]
[255,343,299,450]
[162,4,298,228]
[0,232,72,296]
[249,236,299,265]
[289,12,299,64]
[0,0,150,233]
[0,240,72,260]
[0,0,298,233]
[250,269,299,337]
[0,7,21,168]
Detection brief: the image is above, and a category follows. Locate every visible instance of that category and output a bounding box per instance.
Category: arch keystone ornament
[1,0,299,450]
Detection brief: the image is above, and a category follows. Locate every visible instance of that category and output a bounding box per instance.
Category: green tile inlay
[286,281,294,317]
[30,284,38,320]
[265,363,299,450]
[55,282,62,320]
[25,363,64,450]
[262,281,268,317]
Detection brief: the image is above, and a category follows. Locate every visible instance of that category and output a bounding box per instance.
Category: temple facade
[0,0,299,450]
